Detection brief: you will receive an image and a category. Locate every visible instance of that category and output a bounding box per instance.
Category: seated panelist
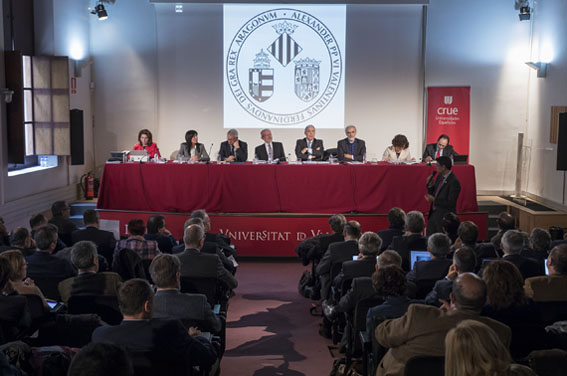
[132,129,161,159]
[337,125,366,161]
[382,134,414,162]
[219,128,248,162]
[295,125,324,161]
[254,129,286,161]
[422,134,458,162]
[177,130,210,162]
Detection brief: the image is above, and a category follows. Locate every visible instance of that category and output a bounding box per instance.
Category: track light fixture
[516,0,530,21]
[90,3,108,21]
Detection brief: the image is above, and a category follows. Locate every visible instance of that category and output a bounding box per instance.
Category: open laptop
[129,150,149,162]
[108,151,126,162]
[453,155,468,165]
[544,258,549,275]
[410,250,430,270]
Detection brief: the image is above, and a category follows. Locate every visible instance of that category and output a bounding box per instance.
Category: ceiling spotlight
[516,0,531,21]
[90,4,108,20]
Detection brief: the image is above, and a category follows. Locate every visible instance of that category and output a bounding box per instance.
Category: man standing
[337,125,366,162]
[254,129,286,161]
[422,134,458,162]
[295,125,324,161]
[218,128,248,162]
[425,156,461,235]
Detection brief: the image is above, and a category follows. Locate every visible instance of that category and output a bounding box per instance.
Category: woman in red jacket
[132,129,161,159]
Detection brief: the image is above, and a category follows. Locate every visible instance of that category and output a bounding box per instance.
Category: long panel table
[97,162,478,214]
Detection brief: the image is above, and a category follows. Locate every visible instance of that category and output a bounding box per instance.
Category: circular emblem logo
[226,8,343,126]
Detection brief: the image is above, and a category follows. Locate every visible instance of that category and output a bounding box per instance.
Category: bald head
[183,225,204,249]
[452,273,487,312]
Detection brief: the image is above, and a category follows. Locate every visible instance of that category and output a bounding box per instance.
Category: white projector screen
[223,5,346,129]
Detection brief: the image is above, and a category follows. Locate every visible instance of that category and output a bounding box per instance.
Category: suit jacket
[218,140,248,162]
[524,275,567,302]
[317,240,359,300]
[92,318,217,367]
[424,278,453,306]
[254,142,286,161]
[336,276,381,313]
[0,294,31,341]
[427,171,461,235]
[153,289,222,334]
[422,143,458,161]
[58,271,122,303]
[388,234,428,272]
[71,227,116,265]
[376,304,511,376]
[176,248,238,289]
[26,251,76,279]
[406,257,453,284]
[337,138,366,161]
[172,242,234,274]
[49,216,78,246]
[144,234,177,254]
[503,254,544,280]
[334,256,377,289]
[311,233,344,261]
[295,138,324,161]
[520,247,548,262]
[377,227,404,251]
[366,295,413,336]
[0,245,36,257]
[381,146,412,162]
[177,142,210,161]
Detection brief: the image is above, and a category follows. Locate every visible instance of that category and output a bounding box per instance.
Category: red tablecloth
[97,162,478,214]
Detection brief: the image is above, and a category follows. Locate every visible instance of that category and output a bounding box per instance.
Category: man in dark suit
[254,128,286,161]
[406,233,453,287]
[377,207,406,251]
[295,124,324,161]
[425,156,461,235]
[451,221,497,271]
[316,221,361,300]
[191,210,235,259]
[71,210,116,265]
[150,254,222,334]
[48,200,78,247]
[521,227,551,262]
[218,128,247,162]
[30,213,66,252]
[333,232,381,290]
[175,225,238,290]
[422,134,458,162]
[388,211,428,272]
[500,230,543,279]
[144,214,177,254]
[27,224,76,279]
[524,244,567,302]
[0,227,36,256]
[337,125,366,162]
[58,241,121,303]
[91,279,217,368]
[490,212,516,254]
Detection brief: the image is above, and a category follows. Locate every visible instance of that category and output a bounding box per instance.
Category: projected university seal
[226,8,343,126]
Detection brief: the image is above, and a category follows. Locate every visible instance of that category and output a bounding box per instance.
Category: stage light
[90,3,108,21]
[517,0,530,21]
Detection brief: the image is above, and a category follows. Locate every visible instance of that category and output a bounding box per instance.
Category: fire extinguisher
[80,172,95,200]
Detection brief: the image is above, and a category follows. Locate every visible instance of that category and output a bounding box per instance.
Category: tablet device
[410,250,430,270]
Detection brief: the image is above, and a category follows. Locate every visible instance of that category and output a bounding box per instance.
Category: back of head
[406,211,425,234]
[34,224,58,250]
[497,212,515,231]
[482,260,526,310]
[68,342,133,376]
[343,220,361,239]
[328,214,347,234]
[453,246,476,273]
[428,233,451,258]
[127,219,146,237]
[444,320,511,376]
[146,215,165,235]
[190,209,207,221]
[501,229,524,255]
[118,278,153,316]
[457,221,478,245]
[436,155,452,170]
[372,265,407,298]
[549,244,567,275]
[377,250,402,269]
[452,273,486,311]
[29,213,47,229]
[387,207,406,229]
[184,224,204,248]
[0,250,25,281]
[184,217,203,230]
[9,227,30,247]
[359,232,382,256]
[442,212,460,235]
[83,210,99,226]
[51,200,68,217]
[71,241,98,269]
[149,254,180,288]
[0,257,13,291]
[530,228,551,252]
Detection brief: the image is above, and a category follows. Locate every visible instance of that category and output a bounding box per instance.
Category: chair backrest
[127,349,191,376]
[21,294,48,321]
[330,262,343,283]
[404,356,445,376]
[112,248,146,281]
[67,295,123,325]
[28,276,64,301]
[180,277,219,308]
[353,297,383,332]
[324,148,338,160]
[414,279,439,300]
[527,349,567,376]
[538,301,567,326]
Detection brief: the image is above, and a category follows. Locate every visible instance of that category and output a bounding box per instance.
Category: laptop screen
[410,250,430,270]
[545,258,549,276]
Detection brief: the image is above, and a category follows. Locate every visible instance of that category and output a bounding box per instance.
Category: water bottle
[363,153,367,164]
[287,153,292,163]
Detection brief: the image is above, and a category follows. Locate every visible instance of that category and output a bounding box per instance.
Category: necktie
[268,143,273,160]
[350,142,354,156]
[231,145,235,155]
[308,141,312,159]
[435,149,440,159]
[434,176,446,197]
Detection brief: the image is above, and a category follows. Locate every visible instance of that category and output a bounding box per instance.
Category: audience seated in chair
[0,217,8,246]
[191,209,236,258]
[375,273,511,376]
[333,232,381,291]
[451,221,497,271]
[144,215,177,255]
[444,320,536,376]
[495,230,544,280]
[114,219,161,262]
[91,278,217,369]
[525,244,567,302]
[150,254,222,334]
[377,208,405,251]
[441,212,460,245]
[296,214,346,265]
[71,210,116,266]
[491,212,516,255]
[68,342,133,376]
[48,201,78,248]
[30,214,67,253]
[521,228,552,262]
[58,241,121,304]
[0,257,31,344]
[26,224,76,280]
[388,211,428,272]
[0,227,36,256]
[112,248,147,282]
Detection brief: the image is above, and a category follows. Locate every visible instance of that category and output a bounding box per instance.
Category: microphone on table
[426,170,437,188]
[208,143,214,162]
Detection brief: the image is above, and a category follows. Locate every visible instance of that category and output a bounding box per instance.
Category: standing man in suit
[218,128,247,162]
[254,129,286,161]
[71,210,116,265]
[425,156,461,235]
[337,125,366,162]
[422,134,458,162]
[295,124,324,161]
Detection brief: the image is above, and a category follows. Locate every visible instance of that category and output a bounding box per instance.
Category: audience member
[453,221,497,270]
[0,227,36,256]
[375,273,511,376]
[406,233,453,287]
[176,225,238,290]
[0,250,49,310]
[114,219,161,261]
[67,342,133,376]
[491,212,516,253]
[521,227,551,262]
[524,244,567,302]
[58,241,121,304]
[144,215,177,254]
[377,208,405,251]
[27,224,75,279]
[150,254,222,333]
[444,320,536,376]
[333,232,381,289]
[48,200,78,247]
[0,257,31,340]
[191,210,235,258]
[497,230,543,280]
[30,213,67,252]
[0,217,8,246]
[442,212,460,244]
[388,211,428,271]
[71,210,116,265]
[91,279,217,368]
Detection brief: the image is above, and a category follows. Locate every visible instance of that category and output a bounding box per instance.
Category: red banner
[427,86,470,156]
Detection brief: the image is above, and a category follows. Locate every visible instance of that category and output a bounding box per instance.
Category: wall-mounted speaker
[70,109,84,165]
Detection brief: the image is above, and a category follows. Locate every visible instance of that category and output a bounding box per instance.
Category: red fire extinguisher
[80,172,95,200]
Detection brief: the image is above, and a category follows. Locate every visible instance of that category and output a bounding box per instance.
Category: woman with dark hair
[132,129,161,159]
[176,130,210,162]
[382,134,414,162]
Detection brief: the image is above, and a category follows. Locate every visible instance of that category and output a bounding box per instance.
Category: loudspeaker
[70,109,84,165]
